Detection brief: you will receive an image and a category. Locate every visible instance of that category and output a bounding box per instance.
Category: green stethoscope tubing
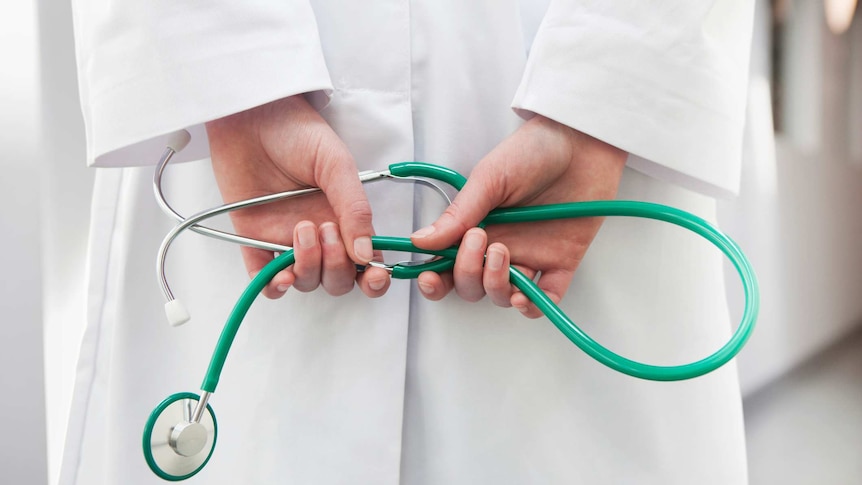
[198,162,759,392]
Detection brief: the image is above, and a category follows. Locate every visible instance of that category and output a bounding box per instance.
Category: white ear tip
[166,130,192,153]
[165,299,191,327]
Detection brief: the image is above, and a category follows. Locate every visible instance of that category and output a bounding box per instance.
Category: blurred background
[1,0,860,483]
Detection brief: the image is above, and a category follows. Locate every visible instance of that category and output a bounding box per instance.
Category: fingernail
[517,305,529,315]
[369,277,386,291]
[321,223,339,245]
[298,223,317,249]
[487,248,504,270]
[354,236,373,263]
[412,225,436,239]
[465,232,484,251]
[418,282,434,295]
[276,284,290,292]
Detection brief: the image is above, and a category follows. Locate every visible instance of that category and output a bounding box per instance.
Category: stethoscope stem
[191,391,211,424]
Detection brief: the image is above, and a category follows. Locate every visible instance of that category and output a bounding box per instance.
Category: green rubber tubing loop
[389,161,468,189]
[200,163,759,391]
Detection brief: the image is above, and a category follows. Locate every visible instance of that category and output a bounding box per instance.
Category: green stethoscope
[143,131,759,481]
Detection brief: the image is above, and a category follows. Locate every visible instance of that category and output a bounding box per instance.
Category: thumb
[318,157,375,264]
[411,166,505,250]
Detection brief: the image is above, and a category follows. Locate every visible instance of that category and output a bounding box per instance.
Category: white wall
[722,0,862,397]
[0,1,49,484]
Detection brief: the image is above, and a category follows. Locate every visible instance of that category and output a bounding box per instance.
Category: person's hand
[411,115,627,317]
[207,95,390,299]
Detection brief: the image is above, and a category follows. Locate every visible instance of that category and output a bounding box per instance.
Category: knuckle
[321,249,350,268]
[325,281,354,297]
[345,199,373,224]
[440,203,474,234]
[293,281,321,293]
[484,279,509,294]
[291,269,321,292]
[455,286,484,303]
[457,265,484,279]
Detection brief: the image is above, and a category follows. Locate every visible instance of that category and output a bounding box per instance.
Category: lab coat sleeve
[512,0,754,198]
[72,0,333,167]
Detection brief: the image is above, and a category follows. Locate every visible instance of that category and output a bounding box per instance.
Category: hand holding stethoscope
[205,95,631,314]
[407,113,628,315]
[207,95,391,299]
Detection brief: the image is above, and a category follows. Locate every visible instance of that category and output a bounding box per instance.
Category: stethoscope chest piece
[143,392,218,481]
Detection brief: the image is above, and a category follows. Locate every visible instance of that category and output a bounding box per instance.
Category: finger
[510,264,538,284]
[411,158,507,251]
[291,221,322,292]
[416,270,454,301]
[319,222,357,296]
[453,228,488,302]
[507,263,537,315]
[483,243,513,308]
[356,265,391,298]
[241,246,295,299]
[315,148,375,264]
[511,268,573,319]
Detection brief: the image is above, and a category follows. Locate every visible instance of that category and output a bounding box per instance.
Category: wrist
[534,115,627,200]
[530,114,627,169]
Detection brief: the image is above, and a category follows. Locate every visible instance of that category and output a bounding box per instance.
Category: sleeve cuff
[512,60,743,198]
[84,44,332,167]
[511,3,752,198]
[73,0,335,167]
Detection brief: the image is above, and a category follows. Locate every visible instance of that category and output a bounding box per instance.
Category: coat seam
[58,169,126,485]
[396,1,416,483]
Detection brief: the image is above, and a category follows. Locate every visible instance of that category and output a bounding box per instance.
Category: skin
[207,95,391,299]
[410,114,628,318]
[207,96,627,316]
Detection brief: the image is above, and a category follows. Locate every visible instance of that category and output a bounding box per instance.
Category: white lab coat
[64,1,753,484]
